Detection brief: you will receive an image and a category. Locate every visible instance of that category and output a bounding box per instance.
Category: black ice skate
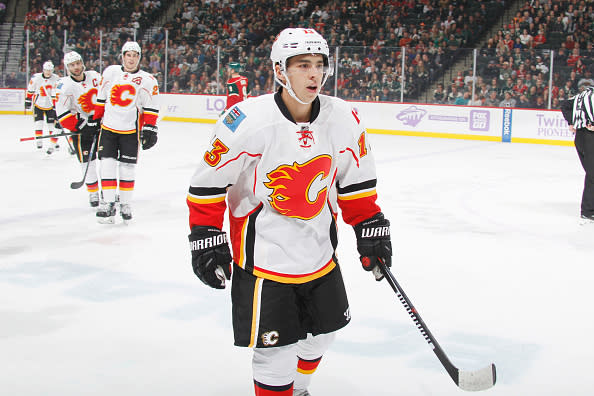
[120,203,132,224]
[89,192,100,207]
[580,214,594,225]
[96,201,116,224]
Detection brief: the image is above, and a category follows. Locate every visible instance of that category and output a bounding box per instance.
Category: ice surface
[1,115,593,395]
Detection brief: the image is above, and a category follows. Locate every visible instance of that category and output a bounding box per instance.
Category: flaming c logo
[110,84,136,107]
[78,88,97,113]
[264,155,332,220]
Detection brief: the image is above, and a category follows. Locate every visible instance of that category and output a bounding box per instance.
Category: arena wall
[1,89,574,146]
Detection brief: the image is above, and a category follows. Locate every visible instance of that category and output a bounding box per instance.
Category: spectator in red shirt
[533,30,546,46]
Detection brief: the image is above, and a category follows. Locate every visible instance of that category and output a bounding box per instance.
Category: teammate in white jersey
[93,41,160,224]
[55,51,102,207]
[187,28,393,396]
[26,61,60,153]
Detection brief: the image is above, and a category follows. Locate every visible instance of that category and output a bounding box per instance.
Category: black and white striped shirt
[571,87,594,129]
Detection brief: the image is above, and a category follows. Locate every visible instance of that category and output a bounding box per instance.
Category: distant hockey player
[187,28,392,396]
[55,51,102,207]
[225,61,249,110]
[25,60,60,153]
[93,41,160,224]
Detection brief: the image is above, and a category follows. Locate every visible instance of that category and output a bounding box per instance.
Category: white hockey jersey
[26,72,60,111]
[55,70,102,131]
[187,92,382,284]
[95,65,159,134]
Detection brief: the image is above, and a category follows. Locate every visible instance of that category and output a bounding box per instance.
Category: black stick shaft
[379,262,459,383]
[70,135,97,190]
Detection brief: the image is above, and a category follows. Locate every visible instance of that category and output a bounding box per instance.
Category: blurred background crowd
[1,0,593,108]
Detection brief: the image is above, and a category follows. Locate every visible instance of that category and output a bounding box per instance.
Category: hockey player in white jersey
[25,61,60,153]
[55,51,102,207]
[93,41,160,223]
[187,28,392,396]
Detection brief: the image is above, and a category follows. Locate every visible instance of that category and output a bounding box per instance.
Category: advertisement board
[3,90,574,146]
[353,101,503,142]
[0,89,25,113]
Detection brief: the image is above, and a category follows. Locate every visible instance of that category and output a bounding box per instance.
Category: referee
[560,80,594,224]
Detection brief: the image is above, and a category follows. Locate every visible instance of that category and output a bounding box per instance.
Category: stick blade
[70,181,85,189]
[457,363,496,392]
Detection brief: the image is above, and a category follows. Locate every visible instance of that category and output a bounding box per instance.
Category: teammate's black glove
[189,226,232,289]
[85,117,101,136]
[76,117,101,136]
[353,212,392,281]
[141,124,158,150]
[24,98,31,109]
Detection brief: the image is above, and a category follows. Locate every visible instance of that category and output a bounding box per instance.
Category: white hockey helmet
[270,28,332,104]
[121,41,141,58]
[43,61,54,73]
[63,51,85,76]
[64,51,83,66]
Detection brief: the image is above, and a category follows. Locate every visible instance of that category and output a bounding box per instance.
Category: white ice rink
[1,114,593,395]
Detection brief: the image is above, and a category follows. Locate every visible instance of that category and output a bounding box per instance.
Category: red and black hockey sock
[253,380,293,395]
[297,356,322,375]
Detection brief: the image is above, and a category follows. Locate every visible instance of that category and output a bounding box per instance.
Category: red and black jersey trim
[188,186,230,196]
[242,204,263,273]
[328,202,338,251]
[336,179,377,194]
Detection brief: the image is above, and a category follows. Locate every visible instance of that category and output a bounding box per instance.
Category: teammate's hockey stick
[19,131,78,142]
[378,261,496,391]
[70,135,97,190]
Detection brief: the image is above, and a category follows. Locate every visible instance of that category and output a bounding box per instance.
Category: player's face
[67,60,84,78]
[285,54,325,103]
[123,51,140,72]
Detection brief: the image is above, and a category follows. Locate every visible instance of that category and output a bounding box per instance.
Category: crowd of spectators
[9,0,594,110]
[154,0,507,100]
[9,0,163,87]
[437,0,594,108]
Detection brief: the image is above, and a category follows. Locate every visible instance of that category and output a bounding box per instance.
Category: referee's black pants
[574,128,594,217]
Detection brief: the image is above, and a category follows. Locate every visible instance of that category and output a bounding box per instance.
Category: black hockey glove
[76,117,101,136]
[141,124,158,150]
[24,97,31,109]
[353,212,392,281]
[189,226,232,289]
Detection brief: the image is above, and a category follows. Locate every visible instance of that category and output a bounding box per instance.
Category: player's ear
[274,63,286,83]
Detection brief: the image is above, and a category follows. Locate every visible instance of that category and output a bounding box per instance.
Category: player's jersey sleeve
[333,102,381,226]
[187,105,259,229]
[94,66,115,119]
[139,72,159,126]
[55,78,78,131]
[26,74,37,100]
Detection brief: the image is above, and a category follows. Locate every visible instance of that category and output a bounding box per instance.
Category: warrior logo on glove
[353,212,392,281]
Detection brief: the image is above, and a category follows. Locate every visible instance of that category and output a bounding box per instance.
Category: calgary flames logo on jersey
[265,155,332,220]
[78,88,97,114]
[110,84,136,107]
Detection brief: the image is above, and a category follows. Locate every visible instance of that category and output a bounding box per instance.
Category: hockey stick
[378,261,496,391]
[19,131,78,142]
[70,135,97,189]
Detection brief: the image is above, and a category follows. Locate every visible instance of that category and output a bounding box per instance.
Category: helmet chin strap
[276,70,315,105]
